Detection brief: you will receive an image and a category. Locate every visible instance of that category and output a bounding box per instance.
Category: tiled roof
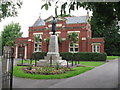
[65,16,87,24]
[33,18,45,26]
[32,16,88,26]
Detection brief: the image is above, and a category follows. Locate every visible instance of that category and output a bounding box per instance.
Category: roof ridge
[65,15,88,18]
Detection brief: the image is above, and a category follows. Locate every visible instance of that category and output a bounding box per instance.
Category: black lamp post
[10,47,14,90]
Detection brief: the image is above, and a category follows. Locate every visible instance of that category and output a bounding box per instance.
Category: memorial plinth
[37,35,68,66]
[44,35,62,61]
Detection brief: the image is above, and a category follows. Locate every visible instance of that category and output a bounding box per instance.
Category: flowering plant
[23,66,73,75]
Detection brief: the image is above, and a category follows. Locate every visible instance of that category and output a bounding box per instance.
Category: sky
[0,0,92,37]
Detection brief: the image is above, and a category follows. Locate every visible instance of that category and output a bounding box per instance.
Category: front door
[18,46,25,58]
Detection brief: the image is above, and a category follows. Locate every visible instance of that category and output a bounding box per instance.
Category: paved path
[12,58,119,88]
[0,58,119,88]
[0,61,2,89]
[49,59,119,88]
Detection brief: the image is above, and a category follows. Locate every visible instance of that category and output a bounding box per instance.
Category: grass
[14,61,106,79]
[69,61,105,66]
[18,60,105,67]
[18,59,35,64]
[80,61,105,66]
[107,56,120,60]
[13,66,94,79]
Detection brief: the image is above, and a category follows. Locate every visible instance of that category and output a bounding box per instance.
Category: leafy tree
[41,1,120,25]
[0,0,22,21]
[103,20,120,55]
[57,14,73,17]
[45,36,62,45]
[68,32,79,44]
[1,22,23,47]
[34,35,42,42]
[41,1,120,55]
[0,36,2,56]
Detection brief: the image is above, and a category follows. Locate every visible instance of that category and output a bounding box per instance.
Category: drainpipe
[86,30,88,52]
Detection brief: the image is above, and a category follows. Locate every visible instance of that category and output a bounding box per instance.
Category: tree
[103,20,120,55]
[68,32,79,44]
[41,1,120,55]
[45,36,62,45]
[0,36,2,56]
[1,22,23,47]
[41,1,120,25]
[57,14,73,17]
[34,35,42,42]
[0,0,22,21]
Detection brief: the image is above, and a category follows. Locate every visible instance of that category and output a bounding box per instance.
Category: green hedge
[31,52,47,60]
[31,52,107,61]
[74,52,107,61]
[60,52,74,61]
[60,52,106,61]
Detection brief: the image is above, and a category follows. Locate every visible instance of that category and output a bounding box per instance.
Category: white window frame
[69,43,79,53]
[67,31,80,39]
[92,43,100,53]
[34,34,42,43]
[33,33,43,52]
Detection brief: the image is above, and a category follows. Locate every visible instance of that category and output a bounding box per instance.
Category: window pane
[74,44,78,47]
[75,48,78,52]
[39,44,42,47]
[35,48,37,51]
[35,44,37,47]
[97,45,100,52]
[70,43,73,47]
[70,48,73,51]
[39,48,41,51]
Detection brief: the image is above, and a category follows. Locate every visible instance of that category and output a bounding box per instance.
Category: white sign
[62,38,66,41]
[82,37,86,40]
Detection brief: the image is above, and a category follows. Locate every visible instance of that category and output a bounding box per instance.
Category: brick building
[14,15,104,59]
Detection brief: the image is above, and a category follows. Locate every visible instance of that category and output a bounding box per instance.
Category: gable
[44,16,66,22]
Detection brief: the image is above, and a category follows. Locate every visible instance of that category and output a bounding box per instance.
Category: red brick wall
[15,20,104,59]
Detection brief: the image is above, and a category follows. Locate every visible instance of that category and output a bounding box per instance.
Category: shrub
[60,52,74,61]
[74,52,107,61]
[31,52,47,60]
[31,52,107,61]
[60,52,107,61]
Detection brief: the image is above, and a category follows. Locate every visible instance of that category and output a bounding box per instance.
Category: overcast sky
[0,0,92,37]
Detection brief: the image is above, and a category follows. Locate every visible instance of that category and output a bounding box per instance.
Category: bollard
[72,60,73,66]
[50,56,52,67]
[67,60,68,67]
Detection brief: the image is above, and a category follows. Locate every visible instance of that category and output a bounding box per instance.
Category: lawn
[80,61,105,66]
[18,59,35,64]
[13,66,94,79]
[18,60,105,67]
[107,56,120,60]
[13,61,105,79]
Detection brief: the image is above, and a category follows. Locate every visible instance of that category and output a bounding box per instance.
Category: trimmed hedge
[31,52,47,60]
[74,52,107,61]
[60,52,74,61]
[31,52,107,61]
[60,52,106,61]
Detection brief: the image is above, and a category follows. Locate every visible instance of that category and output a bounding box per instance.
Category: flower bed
[23,66,74,75]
